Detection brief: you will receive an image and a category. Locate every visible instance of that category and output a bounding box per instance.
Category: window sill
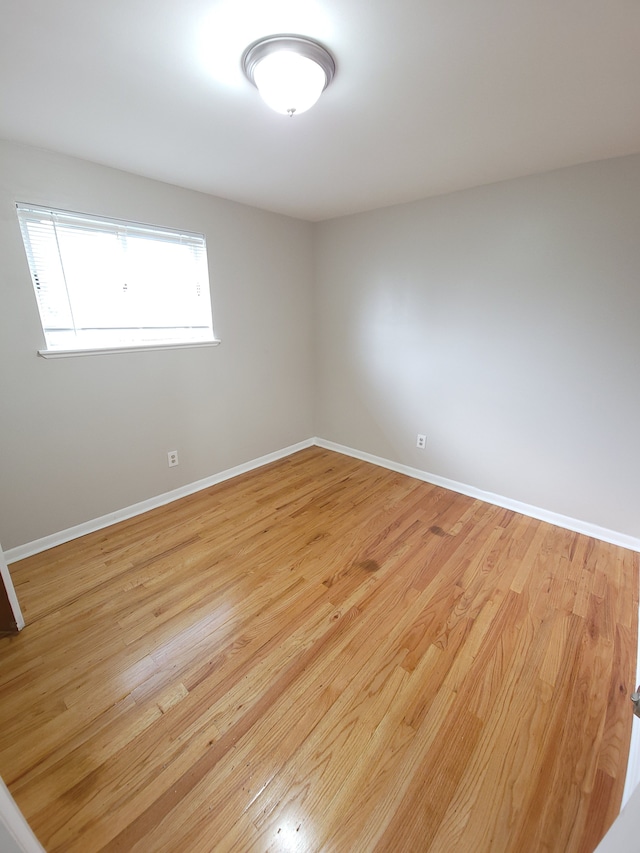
[37,340,221,358]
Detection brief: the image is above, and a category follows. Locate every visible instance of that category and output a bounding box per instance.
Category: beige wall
[0,141,314,550]
[2,141,640,551]
[314,154,640,538]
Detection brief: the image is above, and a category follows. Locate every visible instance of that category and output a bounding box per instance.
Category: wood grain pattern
[0,447,637,852]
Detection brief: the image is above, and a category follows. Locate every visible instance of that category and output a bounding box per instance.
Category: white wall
[3,142,640,552]
[595,781,640,852]
[314,154,640,539]
[0,779,44,853]
[0,141,314,550]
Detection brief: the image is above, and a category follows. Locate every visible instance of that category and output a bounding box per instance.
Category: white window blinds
[16,203,215,353]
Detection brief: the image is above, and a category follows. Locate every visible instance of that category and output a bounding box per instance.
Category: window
[16,203,217,356]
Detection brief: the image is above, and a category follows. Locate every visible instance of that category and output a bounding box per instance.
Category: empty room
[1,1,640,851]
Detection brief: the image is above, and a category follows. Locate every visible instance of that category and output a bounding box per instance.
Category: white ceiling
[1,0,639,221]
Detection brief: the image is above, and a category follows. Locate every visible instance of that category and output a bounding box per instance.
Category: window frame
[16,203,221,358]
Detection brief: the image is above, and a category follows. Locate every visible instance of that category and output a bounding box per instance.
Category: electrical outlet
[167,450,179,467]
[416,434,426,449]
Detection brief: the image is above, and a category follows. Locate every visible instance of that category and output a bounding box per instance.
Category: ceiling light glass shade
[243,36,335,117]
[253,52,326,115]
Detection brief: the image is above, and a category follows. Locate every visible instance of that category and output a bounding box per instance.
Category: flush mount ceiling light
[242,35,335,117]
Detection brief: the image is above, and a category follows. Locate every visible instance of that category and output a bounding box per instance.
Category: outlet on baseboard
[167,450,179,467]
[416,434,426,449]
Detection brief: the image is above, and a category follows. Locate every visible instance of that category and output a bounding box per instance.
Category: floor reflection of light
[142,606,234,674]
[274,819,308,852]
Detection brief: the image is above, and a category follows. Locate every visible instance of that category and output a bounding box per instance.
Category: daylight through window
[17,203,216,354]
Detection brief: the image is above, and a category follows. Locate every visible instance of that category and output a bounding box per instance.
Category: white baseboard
[4,439,315,564]
[8,435,640,562]
[315,438,640,554]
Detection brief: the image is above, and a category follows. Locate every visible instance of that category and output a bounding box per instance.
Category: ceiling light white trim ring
[242,35,336,91]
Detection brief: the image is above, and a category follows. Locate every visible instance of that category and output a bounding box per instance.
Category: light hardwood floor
[0,447,638,852]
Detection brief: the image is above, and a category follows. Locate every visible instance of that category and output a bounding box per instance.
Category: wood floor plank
[0,447,637,852]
